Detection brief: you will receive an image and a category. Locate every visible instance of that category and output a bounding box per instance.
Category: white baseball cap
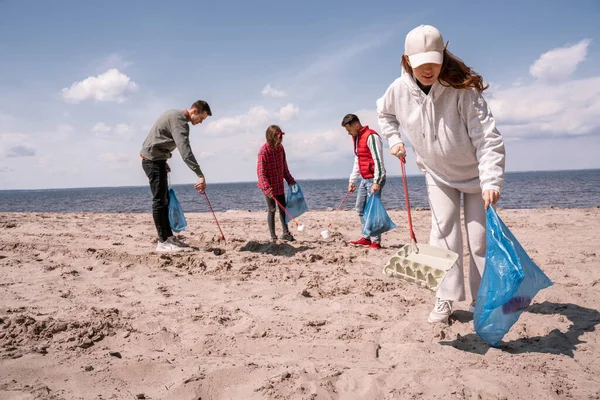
[405,25,445,68]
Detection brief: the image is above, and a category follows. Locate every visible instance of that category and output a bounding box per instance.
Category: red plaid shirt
[257,142,295,196]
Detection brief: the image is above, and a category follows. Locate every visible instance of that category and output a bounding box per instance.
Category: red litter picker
[320,190,351,239]
[272,196,305,232]
[202,192,226,242]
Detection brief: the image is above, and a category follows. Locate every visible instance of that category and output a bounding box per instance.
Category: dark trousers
[265,193,289,239]
[142,160,172,242]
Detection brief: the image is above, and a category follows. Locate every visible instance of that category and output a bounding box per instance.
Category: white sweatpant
[426,174,487,302]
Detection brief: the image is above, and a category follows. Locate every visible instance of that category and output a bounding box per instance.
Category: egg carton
[382,242,458,291]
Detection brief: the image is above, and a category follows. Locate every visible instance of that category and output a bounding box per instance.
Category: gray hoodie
[376,73,505,193]
[140,109,203,177]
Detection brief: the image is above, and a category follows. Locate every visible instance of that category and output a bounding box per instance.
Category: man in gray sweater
[140,100,212,252]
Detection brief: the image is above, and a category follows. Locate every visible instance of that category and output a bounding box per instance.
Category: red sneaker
[350,237,371,247]
[368,242,382,249]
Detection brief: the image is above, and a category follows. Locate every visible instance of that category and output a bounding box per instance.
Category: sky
[0,0,599,190]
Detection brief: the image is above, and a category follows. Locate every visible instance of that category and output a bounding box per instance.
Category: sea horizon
[1,167,598,193]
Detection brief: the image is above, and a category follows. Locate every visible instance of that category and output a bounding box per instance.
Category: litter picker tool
[202,192,226,241]
[272,196,305,232]
[321,191,351,239]
[328,191,351,228]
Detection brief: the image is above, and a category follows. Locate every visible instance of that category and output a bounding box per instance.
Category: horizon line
[1,166,599,192]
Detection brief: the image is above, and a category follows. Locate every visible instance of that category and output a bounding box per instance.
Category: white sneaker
[428,298,453,324]
[156,239,184,253]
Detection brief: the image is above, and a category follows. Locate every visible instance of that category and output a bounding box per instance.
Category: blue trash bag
[474,206,553,347]
[361,192,397,237]
[168,188,187,232]
[285,184,309,223]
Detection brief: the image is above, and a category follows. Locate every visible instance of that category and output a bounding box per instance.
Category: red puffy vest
[353,126,380,179]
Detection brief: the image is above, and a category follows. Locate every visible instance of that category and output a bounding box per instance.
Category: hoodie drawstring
[422,91,437,141]
[410,73,438,141]
[420,103,425,138]
[419,92,437,140]
[430,91,437,140]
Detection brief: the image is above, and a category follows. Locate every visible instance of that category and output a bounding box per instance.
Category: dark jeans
[264,193,289,239]
[142,159,172,242]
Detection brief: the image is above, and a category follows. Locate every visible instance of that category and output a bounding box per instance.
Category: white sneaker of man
[428,298,453,324]
[156,237,185,252]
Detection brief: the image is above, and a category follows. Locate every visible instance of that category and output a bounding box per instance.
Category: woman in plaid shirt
[257,125,297,242]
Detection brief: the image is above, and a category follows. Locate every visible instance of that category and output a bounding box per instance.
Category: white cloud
[286,129,345,163]
[489,77,600,139]
[114,123,135,137]
[0,133,36,158]
[92,122,135,138]
[278,103,299,121]
[529,39,591,81]
[61,69,138,104]
[204,106,269,136]
[92,122,112,135]
[204,104,301,136]
[261,84,286,98]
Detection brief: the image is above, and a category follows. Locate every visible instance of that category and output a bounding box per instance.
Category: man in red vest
[342,114,387,249]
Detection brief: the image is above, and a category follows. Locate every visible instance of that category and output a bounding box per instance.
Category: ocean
[0,169,599,213]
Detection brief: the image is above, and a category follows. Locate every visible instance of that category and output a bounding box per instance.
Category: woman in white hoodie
[376,25,506,324]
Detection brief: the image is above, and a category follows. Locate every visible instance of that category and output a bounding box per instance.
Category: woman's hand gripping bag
[168,188,188,233]
[361,192,397,237]
[474,206,553,347]
[285,184,309,223]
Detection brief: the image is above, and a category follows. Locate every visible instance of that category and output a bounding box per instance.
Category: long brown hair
[401,48,488,93]
[266,125,282,147]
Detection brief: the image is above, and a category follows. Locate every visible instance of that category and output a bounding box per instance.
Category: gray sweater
[140,109,203,177]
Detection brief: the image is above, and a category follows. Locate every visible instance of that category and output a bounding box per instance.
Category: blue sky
[1,0,599,189]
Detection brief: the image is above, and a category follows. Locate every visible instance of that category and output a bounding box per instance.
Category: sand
[1,207,599,400]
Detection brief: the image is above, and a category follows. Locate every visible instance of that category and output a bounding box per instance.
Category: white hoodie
[376,72,505,193]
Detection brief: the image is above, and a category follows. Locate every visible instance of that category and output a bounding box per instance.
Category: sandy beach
[1,208,599,400]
